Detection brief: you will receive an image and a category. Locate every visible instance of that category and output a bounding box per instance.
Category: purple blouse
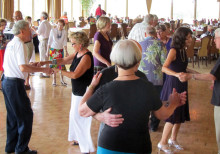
[93,32,113,67]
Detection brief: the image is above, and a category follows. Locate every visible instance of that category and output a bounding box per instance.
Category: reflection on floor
[0,48,218,153]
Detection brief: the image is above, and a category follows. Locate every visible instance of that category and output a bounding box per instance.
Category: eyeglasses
[72,43,76,46]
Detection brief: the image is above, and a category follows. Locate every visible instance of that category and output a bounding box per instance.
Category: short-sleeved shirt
[37,20,52,40]
[93,32,113,67]
[87,79,162,153]
[139,36,167,86]
[95,65,148,90]
[210,57,220,106]
[48,28,67,49]
[3,36,28,80]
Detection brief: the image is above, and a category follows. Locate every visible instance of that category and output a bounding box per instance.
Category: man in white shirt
[13,10,34,90]
[128,14,154,42]
[2,20,53,154]
[33,12,52,77]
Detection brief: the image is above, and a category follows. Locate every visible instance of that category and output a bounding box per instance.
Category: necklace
[57,29,62,39]
[118,74,135,77]
[180,49,186,62]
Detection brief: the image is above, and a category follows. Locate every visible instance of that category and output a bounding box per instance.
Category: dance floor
[0,44,218,153]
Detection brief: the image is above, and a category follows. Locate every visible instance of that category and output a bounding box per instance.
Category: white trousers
[214,106,220,154]
[68,94,95,153]
[39,39,49,75]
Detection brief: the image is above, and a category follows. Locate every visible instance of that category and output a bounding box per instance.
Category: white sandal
[168,139,184,150]
[157,143,173,154]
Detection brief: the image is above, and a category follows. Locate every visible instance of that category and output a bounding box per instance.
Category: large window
[34,0,46,20]
[173,0,194,24]
[151,0,171,20]
[89,0,105,17]
[63,0,72,20]
[107,0,126,18]
[197,0,219,21]
[20,0,32,18]
[128,0,147,19]
[14,0,18,11]
[72,0,82,21]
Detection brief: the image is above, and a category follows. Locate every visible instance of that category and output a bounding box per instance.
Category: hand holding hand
[53,68,60,73]
[169,88,186,108]
[44,68,54,75]
[101,108,124,127]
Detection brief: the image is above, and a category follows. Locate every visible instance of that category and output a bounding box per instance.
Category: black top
[210,57,220,106]
[87,79,162,153]
[95,65,148,90]
[70,51,94,96]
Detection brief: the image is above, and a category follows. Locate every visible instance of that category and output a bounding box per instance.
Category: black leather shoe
[15,150,37,154]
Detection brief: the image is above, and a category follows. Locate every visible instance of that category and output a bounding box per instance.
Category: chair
[79,21,86,27]
[33,21,39,26]
[209,36,219,61]
[120,23,128,39]
[195,36,211,67]
[68,21,76,28]
[186,37,196,67]
[110,24,118,41]
[88,24,97,43]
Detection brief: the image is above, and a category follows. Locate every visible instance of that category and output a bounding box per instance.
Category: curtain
[146,0,152,14]
[47,0,52,19]
[2,0,14,21]
[53,0,61,19]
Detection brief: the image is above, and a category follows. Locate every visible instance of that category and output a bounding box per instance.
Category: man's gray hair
[144,14,154,25]
[12,20,29,35]
[153,14,158,21]
[110,40,142,69]
[146,26,156,36]
[215,28,220,37]
[41,12,48,19]
[63,11,67,16]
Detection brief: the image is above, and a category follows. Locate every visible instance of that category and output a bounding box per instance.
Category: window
[14,0,18,12]
[34,0,46,21]
[151,0,171,20]
[63,0,72,20]
[128,0,147,19]
[20,0,32,19]
[89,0,105,17]
[197,0,219,21]
[73,0,82,21]
[173,0,194,24]
[107,0,126,18]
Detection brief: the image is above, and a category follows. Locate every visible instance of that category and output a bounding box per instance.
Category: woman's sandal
[61,81,67,86]
[168,139,184,150]
[157,143,173,154]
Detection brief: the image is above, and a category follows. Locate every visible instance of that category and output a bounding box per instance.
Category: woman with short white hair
[79,39,187,154]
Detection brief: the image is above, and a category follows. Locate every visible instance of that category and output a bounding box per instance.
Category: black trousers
[2,76,33,153]
[33,36,39,53]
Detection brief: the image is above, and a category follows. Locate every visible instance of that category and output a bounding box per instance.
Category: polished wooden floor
[0,43,218,153]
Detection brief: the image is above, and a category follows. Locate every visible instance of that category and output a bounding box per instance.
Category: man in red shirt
[95,4,102,20]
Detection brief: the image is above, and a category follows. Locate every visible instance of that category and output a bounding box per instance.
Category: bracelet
[89,84,95,90]
[52,59,57,65]
[192,74,196,80]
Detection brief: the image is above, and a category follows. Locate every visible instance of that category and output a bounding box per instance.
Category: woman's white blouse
[48,28,67,49]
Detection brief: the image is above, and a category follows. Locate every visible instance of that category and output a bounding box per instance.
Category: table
[3,30,14,40]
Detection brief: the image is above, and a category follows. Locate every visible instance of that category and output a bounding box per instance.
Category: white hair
[41,12,48,19]
[12,20,29,35]
[215,28,220,37]
[144,14,154,25]
[110,40,142,69]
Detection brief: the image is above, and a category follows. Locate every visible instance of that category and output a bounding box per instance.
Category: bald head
[13,11,23,22]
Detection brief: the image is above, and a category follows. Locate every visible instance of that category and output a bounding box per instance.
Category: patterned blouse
[139,36,167,86]
[0,31,6,50]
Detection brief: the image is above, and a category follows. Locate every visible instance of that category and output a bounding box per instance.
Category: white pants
[68,94,95,153]
[214,106,220,154]
[39,39,49,75]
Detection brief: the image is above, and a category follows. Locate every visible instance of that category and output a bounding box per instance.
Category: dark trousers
[150,85,162,129]
[33,36,39,53]
[2,77,33,153]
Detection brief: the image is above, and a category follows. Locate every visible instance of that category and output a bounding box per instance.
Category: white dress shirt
[48,28,67,49]
[128,22,149,42]
[37,20,52,40]
[3,36,28,80]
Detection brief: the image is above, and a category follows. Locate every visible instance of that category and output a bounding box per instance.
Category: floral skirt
[49,48,66,70]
